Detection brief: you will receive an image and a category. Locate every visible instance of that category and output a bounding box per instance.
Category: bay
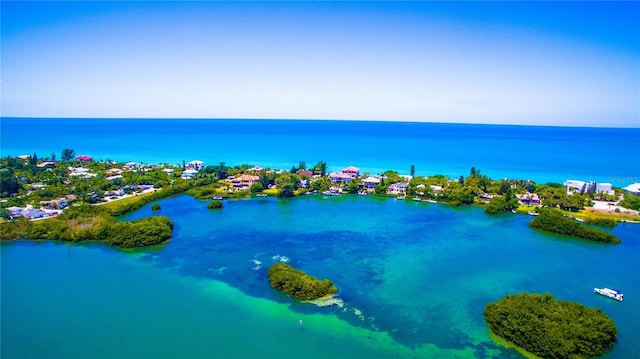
[2,195,639,358]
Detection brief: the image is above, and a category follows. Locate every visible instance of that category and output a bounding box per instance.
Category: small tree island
[267,263,338,301]
[529,207,621,244]
[484,293,617,359]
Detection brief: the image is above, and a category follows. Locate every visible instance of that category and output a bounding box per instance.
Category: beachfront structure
[186,160,204,171]
[430,185,443,192]
[565,180,614,196]
[342,166,360,178]
[163,168,174,175]
[595,183,615,196]
[565,180,587,194]
[361,176,381,192]
[387,182,408,195]
[516,193,541,205]
[181,169,198,180]
[330,172,353,184]
[623,183,640,196]
[232,174,259,190]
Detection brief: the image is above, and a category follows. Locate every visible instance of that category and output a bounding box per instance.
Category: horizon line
[1,116,638,130]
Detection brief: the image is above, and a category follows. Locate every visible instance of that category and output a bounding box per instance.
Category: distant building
[186,160,204,171]
[623,183,640,196]
[516,193,541,205]
[387,182,408,195]
[330,172,353,184]
[75,155,93,162]
[595,183,615,196]
[361,176,381,192]
[181,169,198,180]
[565,180,587,194]
[232,174,259,190]
[342,166,360,178]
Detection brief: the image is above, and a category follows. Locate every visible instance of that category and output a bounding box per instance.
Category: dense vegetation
[619,195,640,211]
[207,200,223,209]
[0,204,173,248]
[267,263,338,301]
[484,293,617,359]
[584,217,618,227]
[484,195,519,214]
[529,208,621,244]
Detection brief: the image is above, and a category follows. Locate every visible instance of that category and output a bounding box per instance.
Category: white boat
[256,193,268,197]
[528,212,539,216]
[594,288,623,302]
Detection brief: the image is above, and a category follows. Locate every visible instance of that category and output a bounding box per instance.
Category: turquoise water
[3,195,639,358]
[1,118,639,185]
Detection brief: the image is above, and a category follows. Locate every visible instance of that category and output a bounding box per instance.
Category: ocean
[1,118,639,185]
[1,118,640,358]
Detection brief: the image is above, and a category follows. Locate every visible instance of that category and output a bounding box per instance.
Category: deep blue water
[1,117,639,185]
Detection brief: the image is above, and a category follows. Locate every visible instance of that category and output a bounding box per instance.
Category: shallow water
[2,195,638,358]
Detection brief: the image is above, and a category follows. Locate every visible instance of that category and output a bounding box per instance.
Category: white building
[623,183,640,196]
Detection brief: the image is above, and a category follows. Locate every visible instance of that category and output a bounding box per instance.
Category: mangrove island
[267,263,338,301]
[484,293,617,359]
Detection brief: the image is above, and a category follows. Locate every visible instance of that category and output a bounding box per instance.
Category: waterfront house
[564,180,588,195]
[342,166,360,178]
[430,185,443,192]
[361,176,381,192]
[232,174,259,190]
[516,193,541,205]
[181,169,198,180]
[163,168,175,175]
[387,182,408,195]
[595,183,615,196]
[330,172,353,184]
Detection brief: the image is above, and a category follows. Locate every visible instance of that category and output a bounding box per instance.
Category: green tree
[61,148,76,162]
[410,164,415,177]
[51,152,57,162]
[313,161,327,176]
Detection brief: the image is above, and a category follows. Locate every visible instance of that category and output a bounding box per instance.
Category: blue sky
[1,1,638,127]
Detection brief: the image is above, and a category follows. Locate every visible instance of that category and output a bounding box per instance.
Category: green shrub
[208,200,223,209]
[151,203,161,211]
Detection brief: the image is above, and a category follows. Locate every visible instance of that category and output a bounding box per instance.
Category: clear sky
[1,1,639,127]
